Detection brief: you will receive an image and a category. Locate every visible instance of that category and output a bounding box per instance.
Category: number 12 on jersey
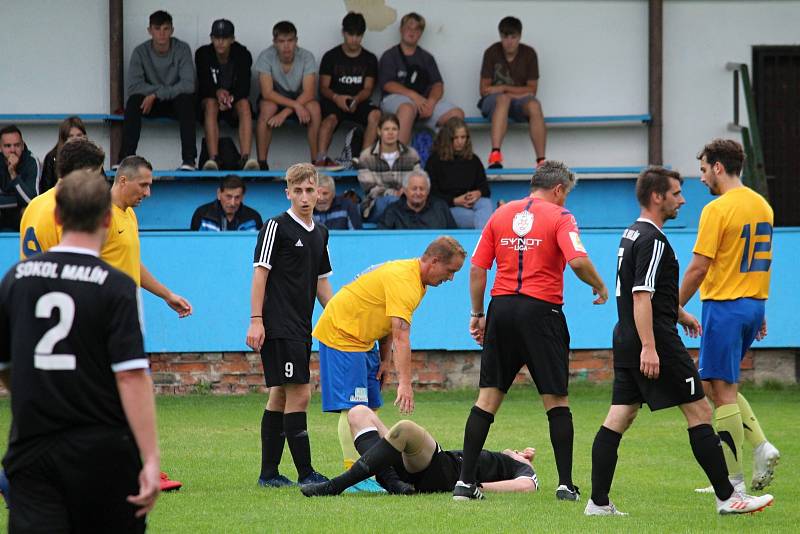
[740,222,772,273]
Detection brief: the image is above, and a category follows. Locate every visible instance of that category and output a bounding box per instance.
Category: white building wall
[1,1,798,175]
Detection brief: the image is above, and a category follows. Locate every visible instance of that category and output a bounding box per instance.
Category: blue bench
[104,166,649,181]
[2,113,651,127]
[464,113,651,126]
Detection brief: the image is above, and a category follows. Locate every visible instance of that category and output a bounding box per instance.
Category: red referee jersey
[472,196,588,304]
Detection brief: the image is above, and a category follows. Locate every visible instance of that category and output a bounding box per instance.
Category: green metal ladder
[726,62,770,201]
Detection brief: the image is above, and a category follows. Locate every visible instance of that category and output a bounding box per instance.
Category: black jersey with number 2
[613,218,685,367]
[253,210,332,342]
[0,247,147,474]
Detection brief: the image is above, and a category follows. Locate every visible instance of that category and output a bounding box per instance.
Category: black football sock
[458,406,495,484]
[355,430,410,494]
[548,406,575,489]
[260,409,285,480]
[590,426,622,506]
[284,412,313,480]
[329,438,401,494]
[688,424,734,501]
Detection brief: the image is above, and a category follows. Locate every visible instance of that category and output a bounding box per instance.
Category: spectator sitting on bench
[425,117,492,229]
[190,175,263,231]
[479,16,545,169]
[313,173,362,230]
[255,21,321,171]
[1,125,42,230]
[195,19,258,171]
[119,10,197,170]
[316,12,381,170]
[378,12,464,145]
[357,112,421,222]
[379,170,457,230]
[41,116,87,193]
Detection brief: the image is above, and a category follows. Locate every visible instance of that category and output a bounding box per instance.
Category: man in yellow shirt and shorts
[680,139,779,494]
[312,236,466,492]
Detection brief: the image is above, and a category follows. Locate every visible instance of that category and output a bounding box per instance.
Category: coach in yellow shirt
[20,141,192,318]
[313,236,466,484]
[680,139,779,493]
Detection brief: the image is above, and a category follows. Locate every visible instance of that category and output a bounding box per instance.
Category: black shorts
[197,96,252,126]
[479,294,571,395]
[8,428,144,534]
[320,98,379,127]
[401,443,461,494]
[260,338,311,387]
[611,350,705,411]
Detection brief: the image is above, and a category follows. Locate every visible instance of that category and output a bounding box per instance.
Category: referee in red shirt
[453,160,608,502]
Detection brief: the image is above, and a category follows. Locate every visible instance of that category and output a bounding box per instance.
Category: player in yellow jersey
[312,236,466,492]
[680,139,779,493]
[108,156,192,316]
[20,138,106,258]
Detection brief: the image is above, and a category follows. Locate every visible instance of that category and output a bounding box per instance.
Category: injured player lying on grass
[301,405,538,497]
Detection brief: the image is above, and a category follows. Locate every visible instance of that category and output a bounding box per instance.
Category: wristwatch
[470,311,485,318]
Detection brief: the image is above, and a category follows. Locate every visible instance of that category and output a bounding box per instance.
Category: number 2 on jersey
[34,292,76,371]
[739,223,772,273]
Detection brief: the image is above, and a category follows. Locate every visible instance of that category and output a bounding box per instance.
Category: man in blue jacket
[1,125,41,230]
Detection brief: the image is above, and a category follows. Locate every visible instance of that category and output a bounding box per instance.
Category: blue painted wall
[1,227,797,352]
[132,177,709,230]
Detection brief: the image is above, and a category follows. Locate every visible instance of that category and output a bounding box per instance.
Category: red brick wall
[145,349,760,395]
[0,348,775,396]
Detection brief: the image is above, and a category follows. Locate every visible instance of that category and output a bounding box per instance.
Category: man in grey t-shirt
[378,12,464,145]
[119,10,197,170]
[254,21,321,170]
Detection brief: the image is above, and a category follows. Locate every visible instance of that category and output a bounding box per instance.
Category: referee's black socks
[284,412,313,481]
[459,406,495,484]
[547,406,575,490]
[590,426,622,506]
[260,409,285,480]
[688,423,734,501]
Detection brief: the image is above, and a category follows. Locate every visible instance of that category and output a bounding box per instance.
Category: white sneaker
[584,499,628,516]
[202,158,219,171]
[716,490,773,514]
[752,441,780,491]
[243,158,260,171]
[695,478,745,494]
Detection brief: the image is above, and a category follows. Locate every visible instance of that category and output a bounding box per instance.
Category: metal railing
[726,62,769,200]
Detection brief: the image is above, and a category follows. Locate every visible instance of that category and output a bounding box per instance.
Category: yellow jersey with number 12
[693,187,773,301]
[19,188,60,259]
[102,204,141,286]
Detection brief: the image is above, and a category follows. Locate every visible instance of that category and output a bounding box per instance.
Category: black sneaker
[297,470,330,487]
[300,480,339,497]
[556,484,581,501]
[452,481,484,501]
[257,474,295,488]
[258,160,269,171]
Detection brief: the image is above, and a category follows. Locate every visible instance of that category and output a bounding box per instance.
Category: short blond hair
[422,236,466,262]
[400,12,426,31]
[285,162,318,187]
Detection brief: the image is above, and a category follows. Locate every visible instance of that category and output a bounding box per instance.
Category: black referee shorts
[479,294,571,395]
[8,428,144,534]
[402,443,461,494]
[261,338,311,387]
[612,350,705,411]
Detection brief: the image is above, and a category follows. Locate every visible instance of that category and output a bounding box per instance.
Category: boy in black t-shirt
[195,19,257,170]
[246,163,333,488]
[585,167,773,517]
[0,170,160,532]
[317,12,381,169]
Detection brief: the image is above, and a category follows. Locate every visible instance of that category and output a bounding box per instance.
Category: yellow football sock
[715,403,744,477]
[338,410,359,470]
[737,392,767,447]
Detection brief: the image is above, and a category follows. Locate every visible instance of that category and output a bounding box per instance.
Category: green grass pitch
[0,383,797,533]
